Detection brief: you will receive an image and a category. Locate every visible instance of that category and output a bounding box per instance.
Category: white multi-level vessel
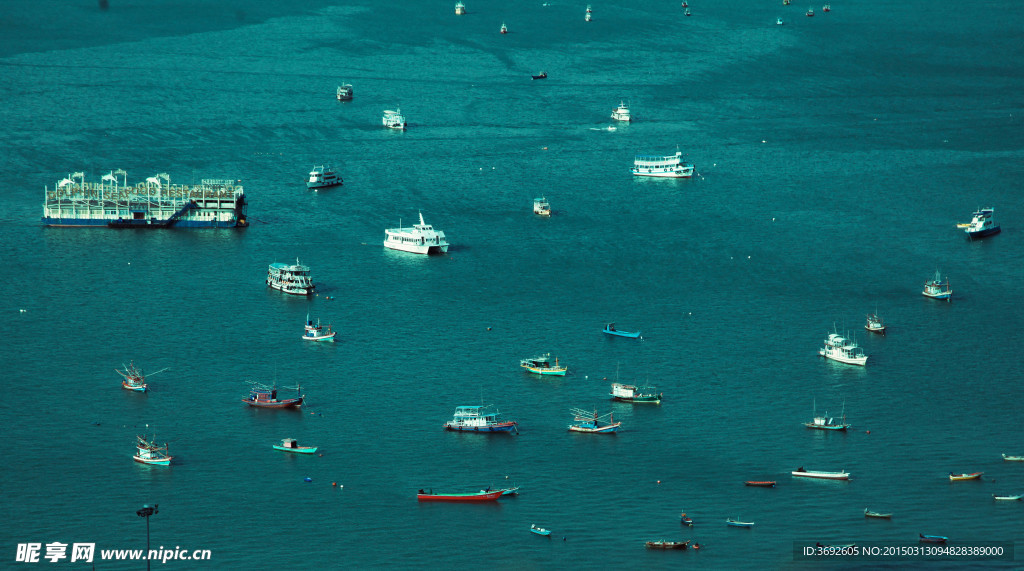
[383,212,449,254]
[383,109,407,130]
[818,332,868,366]
[632,151,695,178]
[267,259,316,295]
[611,102,631,122]
[307,165,342,189]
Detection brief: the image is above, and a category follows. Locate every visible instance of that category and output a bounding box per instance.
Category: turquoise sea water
[2,1,1023,569]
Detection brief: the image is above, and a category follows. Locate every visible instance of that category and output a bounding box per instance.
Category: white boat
[958,207,1000,239]
[383,212,449,254]
[302,314,336,342]
[383,108,407,130]
[1003,454,1024,462]
[533,197,551,216]
[632,151,694,178]
[307,165,343,190]
[922,271,952,301]
[806,7,814,16]
[267,258,316,296]
[818,331,868,366]
[865,312,885,334]
[455,1,466,15]
[585,11,592,21]
[500,22,508,34]
[611,101,631,122]
[777,17,784,25]
[993,494,1023,501]
[336,84,353,101]
[792,467,850,480]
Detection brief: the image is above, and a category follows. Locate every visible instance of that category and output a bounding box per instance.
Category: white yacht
[611,101,631,122]
[818,332,868,366]
[336,84,353,101]
[267,259,316,296]
[306,165,343,190]
[383,212,449,254]
[383,109,407,130]
[632,151,695,178]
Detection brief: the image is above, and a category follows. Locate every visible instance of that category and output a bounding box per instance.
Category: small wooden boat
[417,489,504,502]
[1002,454,1024,462]
[568,408,621,433]
[646,540,690,549]
[242,382,304,408]
[521,353,567,376]
[993,494,1023,501]
[530,524,551,536]
[680,512,693,526]
[133,435,172,466]
[792,467,850,480]
[864,508,892,519]
[949,472,983,481]
[919,534,948,543]
[603,322,641,338]
[531,71,547,80]
[272,438,318,454]
[744,481,777,487]
[726,518,754,528]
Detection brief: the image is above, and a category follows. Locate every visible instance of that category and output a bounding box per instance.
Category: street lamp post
[136,504,158,571]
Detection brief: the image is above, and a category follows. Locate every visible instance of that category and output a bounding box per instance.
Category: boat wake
[589,126,617,131]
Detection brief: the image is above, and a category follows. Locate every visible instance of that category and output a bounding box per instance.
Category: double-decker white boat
[383,108,407,130]
[632,151,694,178]
[267,259,316,295]
[383,212,449,254]
[818,331,867,366]
[611,102,631,122]
[307,165,343,190]
[957,207,1000,239]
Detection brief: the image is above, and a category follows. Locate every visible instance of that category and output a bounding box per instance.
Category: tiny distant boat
[500,22,508,34]
[684,7,691,15]
[777,17,784,25]
[611,101,632,122]
[587,3,593,12]
[116,361,168,392]
[822,4,831,11]
[521,353,567,376]
[633,150,695,178]
[959,207,1000,239]
[531,71,547,80]
[806,7,814,16]
[744,481,777,487]
[803,399,850,431]
[302,314,336,342]
[681,1,688,7]
[792,467,850,480]
[603,322,641,338]
[273,438,318,454]
[922,271,952,301]
[817,543,856,549]
[382,108,407,130]
[417,489,504,502]
[133,435,172,466]
[533,197,551,216]
[444,405,519,433]
[267,259,316,296]
[949,472,983,481]
[819,330,868,366]
[919,534,948,544]
[864,509,893,519]
[1003,454,1024,462]
[680,512,694,526]
[585,10,592,21]
[610,382,662,404]
[726,518,754,528]
[384,212,449,254]
[336,84,353,101]
[242,382,304,408]
[454,1,466,15]
[486,485,520,496]
[782,0,791,4]
[568,408,621,433]
[307,165,343,190]
[993,494,1023,501]
[646,540,690,549]
[531,524,552,536]
[865,312,886,334]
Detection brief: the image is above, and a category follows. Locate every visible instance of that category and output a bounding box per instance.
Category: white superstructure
[307,165,342,189]
[632,151,695,178]
[383,212,450,254]
[455,1,466,14]
[267,259,316,296]
[336,84,353,101]
[818,332,868,366]
[611,102,631,122]
[383,109,407,130]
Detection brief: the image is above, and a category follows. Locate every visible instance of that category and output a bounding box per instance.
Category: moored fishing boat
[533,197,551,216]
[116,361,168,392]
[336,84,353,100]
[307,165,343,190]
[568,408,621,433]
[922,271,952,301]
[803,399,850,431]
[680,512,694,526]
[603,322,641,338]
[864,508,892,519]
[444,405,519,433]
[530,524,551,536]
[744,481,777,487]
[272,438,318,454]
[632,151,695,178]
[531,71,547,80]
[865,312,886,334]
[611,101,631,122]
[818,331,868,366]
[383,212,449,254]
[1003,454,1024,461]
[610,382,662,404]
[645,540,690,549]
[792,467,850,480]
[949,472,983,481]
[133,435,172,466]
[520,353,567,376]
[416,489,504,502]
[919,534,948,543]
[382,108,407,130]
[242,382,304,408]
[267,259,315,296]
[726,518,754,528]
[958,207,1000,239]
[302,314,336,342]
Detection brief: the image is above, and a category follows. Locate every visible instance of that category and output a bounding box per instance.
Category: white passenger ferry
[611,101,631,122]
[632,151,695,178]
[383,109,407,130]
[336,84,353,101]
[383,212,449,254]
[307,165,343,190]
[267,259,316,295]
[818,331,868,366]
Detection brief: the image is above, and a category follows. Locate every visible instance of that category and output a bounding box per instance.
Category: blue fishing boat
[919,534,947,543]
[726,518,754,528]
[530,524,551,536]
[603,323,641,338]
[444,406,519,433]
[680,512,694,526]
[568,408,621,433]
[272,438,318,454]
[922,271,952,301]
[133,435,172,466]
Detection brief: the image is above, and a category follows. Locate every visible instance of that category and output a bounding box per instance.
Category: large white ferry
[818,332,867,366]
[42,170,247,228]
[267,259,316,295]
[632,151,695,178]
[383,109,407,130]
[307,165,343,190]
[383,212,449,254]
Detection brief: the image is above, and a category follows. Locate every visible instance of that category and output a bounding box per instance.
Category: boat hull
[307,181,342,190]
[819,349,868,366]
[523,366,567,376]
[302,333,336,342]
[804,423,850,431]
[726,520,754,528]
[273,445,318,454]
[122,382,147,392]
[133,456,171,466]
[568,423,621,433]
[444,422,519,433]
[603,329,641,338]
[949,472,983,481]
[611,395,661,404]
[383,241,448,255]
[864,509,892,518]
[792,471,850,480]
[1002,454,1024,461]
[646,541,690,549]
[417,491,504,502]
[967,227,1000,238]
[44,217,243,228]
[243,397,303,408]
[631,169,693,178]
[744,481,776,487]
